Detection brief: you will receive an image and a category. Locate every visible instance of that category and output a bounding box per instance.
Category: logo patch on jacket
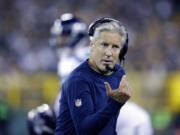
[75,99,82,107]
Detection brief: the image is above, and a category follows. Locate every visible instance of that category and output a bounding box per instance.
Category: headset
[88,18,128,66]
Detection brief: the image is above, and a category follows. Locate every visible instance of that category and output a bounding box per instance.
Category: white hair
[89,21,127,45]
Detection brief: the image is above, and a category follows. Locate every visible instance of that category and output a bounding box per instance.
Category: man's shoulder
[62,70,91,95]
[115,64,125,73]
[114,64,126,78]
[62,61,91,86]
[69,61,89,79]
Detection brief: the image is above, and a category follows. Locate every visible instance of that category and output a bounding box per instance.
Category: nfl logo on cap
[75,99,82,107]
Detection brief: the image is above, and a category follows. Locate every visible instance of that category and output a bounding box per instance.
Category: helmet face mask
[54,35,70,49]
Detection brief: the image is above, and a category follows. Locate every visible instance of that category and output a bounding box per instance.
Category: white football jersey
[116,102,153,135]
[57,46,89,81]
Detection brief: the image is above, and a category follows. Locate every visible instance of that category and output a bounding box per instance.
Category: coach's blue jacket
[55,60,125,135]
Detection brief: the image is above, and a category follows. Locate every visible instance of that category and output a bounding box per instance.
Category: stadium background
[0,0,179,134]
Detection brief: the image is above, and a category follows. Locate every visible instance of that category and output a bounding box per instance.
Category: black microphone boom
[105,65,117,72]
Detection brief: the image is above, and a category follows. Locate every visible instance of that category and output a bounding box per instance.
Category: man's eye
[101,43,108,47]
[113,45,120,48]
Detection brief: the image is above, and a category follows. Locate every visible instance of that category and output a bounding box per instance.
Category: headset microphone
[105,65,117,72]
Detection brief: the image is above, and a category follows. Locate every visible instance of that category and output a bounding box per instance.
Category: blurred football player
[49,13,89,81]
[27,13,89,135]
[49,13,89,116]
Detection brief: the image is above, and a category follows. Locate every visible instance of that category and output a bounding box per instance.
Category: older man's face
[89,31,123,74]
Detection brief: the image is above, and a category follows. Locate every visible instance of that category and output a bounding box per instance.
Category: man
[55,18,132,135]
[28,15,153,135]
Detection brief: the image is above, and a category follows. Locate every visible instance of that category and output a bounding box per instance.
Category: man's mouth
[101,59,113,65]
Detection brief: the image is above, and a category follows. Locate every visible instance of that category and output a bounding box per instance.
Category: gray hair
[89,21,127,45]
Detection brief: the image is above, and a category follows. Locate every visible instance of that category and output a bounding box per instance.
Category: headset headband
[88,18,123,36]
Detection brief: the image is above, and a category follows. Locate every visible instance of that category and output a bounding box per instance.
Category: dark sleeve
[67,80,124,135]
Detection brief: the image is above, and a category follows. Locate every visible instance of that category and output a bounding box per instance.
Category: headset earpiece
[119,33,128,63]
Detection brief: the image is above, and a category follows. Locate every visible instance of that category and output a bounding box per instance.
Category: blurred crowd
[0,0,179,74]
[0,0,180,135]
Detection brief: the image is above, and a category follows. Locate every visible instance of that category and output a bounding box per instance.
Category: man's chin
[99,66,113,74]
[104,64,113,69]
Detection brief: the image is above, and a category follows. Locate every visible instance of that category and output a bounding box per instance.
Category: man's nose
[105,47,112,57]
